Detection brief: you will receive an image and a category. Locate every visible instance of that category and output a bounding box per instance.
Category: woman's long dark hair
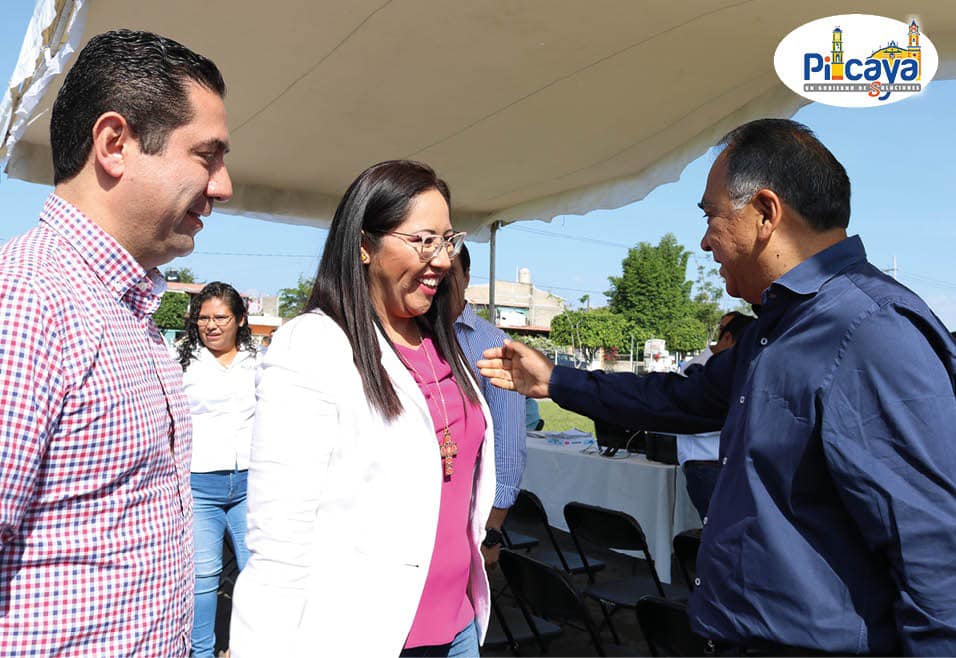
[305,160,478,420]
[178,281,256,370]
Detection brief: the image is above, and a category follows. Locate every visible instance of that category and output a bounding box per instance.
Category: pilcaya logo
[774,14,939,108]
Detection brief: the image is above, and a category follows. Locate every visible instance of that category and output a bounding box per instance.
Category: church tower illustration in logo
[831,27,844,79]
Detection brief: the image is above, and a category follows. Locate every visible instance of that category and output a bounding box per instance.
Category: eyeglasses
[383,231,467,262]
[196,314,234,327]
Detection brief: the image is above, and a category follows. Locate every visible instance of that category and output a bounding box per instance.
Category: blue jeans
[401,619,480,657]
[191,469,250,658]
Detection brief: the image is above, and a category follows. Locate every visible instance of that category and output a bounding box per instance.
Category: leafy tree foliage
[691,264,726,342]
[154,292,189,330]
[522,334,560,357]
[278,275,314,318]
[162,267,197,283]
[606,234,713,353]
[550,308,628,365]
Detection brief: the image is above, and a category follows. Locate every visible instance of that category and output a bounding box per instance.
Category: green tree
[606,234,710,352]
[550,308,628,365]
[522,334,559,357]
[690,263,726,341]
[154,291,189,330]
[162,267,196,283]
[278,275,314,318]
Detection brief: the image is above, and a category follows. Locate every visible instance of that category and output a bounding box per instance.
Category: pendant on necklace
[440,427,458,477]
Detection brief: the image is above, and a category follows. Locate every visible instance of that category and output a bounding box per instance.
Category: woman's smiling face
[366,187,454,330]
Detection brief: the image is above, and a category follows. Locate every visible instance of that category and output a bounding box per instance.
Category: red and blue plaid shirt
[0,195,193,657]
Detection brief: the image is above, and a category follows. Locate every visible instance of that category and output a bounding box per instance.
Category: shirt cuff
[493,483,520,508]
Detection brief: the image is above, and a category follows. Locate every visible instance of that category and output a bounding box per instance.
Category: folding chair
[499,549,625,656]
[635,596,711,657]
[564,501,682,644]
[484,593,561,656]
[672,528,702,591]
[501,525,539,552]
[507,489,605,576]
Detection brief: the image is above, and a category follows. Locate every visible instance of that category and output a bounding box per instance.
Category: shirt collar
[193,346,257,371]
[456,302,480,330]
[39,193,162,304]
[764,235,866,303]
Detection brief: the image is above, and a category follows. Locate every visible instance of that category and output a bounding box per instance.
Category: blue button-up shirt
[549,236,956,655]
[455,303,527,508]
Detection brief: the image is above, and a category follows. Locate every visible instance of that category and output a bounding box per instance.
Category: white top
[229,311,496,657]
[676,347,720,465]
[182,347,258,472]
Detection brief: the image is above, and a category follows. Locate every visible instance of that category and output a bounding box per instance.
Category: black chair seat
[503,528,539,552]
[584,575,683,608]
[533,549,606,576]
[484,604,562,650]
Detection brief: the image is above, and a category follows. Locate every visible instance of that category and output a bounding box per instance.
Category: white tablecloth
[520,438,701,584]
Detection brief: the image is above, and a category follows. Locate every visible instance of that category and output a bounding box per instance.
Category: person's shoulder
[265,311,354,365]
[0,231,78,317]
[472,313,508,341]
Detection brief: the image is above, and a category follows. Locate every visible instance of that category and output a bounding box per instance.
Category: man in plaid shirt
[0,31,232,656]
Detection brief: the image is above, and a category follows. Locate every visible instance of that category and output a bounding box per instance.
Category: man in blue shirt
[479,119,956,655]
[449,245,527,568]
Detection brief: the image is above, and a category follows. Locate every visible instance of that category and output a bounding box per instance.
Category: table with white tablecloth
[519,438,701,584]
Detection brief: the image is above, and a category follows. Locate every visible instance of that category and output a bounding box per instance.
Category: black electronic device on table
[645,432,679,465]
[594,419,645,457]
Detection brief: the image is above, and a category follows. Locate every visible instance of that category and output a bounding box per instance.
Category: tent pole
[488,221,498,325]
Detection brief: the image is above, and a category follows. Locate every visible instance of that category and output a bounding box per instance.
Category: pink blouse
[397,336,486,648]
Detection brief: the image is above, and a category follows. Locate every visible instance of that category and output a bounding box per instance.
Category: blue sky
[2,2,954,328]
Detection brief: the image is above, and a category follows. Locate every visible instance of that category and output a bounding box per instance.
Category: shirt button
[703,516,708,525]
[694,577,701,587]
[137,280,151,292]
[739,395,746,404]
[759,337,768,346]
[722,457,728,465]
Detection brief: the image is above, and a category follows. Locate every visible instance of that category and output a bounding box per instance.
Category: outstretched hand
[477,339,554,399]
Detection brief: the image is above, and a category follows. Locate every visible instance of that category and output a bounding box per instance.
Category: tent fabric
[2,0,955,239]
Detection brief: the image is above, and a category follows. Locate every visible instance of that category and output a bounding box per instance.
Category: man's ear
[751,188,783,241]
[91,112,134,179]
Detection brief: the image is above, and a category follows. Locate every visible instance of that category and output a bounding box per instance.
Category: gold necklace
[404,335,458,478]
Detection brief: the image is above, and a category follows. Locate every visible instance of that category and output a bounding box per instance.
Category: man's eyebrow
[192,138,230,154]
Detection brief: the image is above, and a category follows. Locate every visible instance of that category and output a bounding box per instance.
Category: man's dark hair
[306,159,477,420]
[458,243,471,273]
[717,118,850,231]
[50,29,226,184]
[718,312,755,343]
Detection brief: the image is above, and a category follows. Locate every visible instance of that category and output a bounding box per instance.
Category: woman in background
[231,160,496,657]
[178,281,258,658]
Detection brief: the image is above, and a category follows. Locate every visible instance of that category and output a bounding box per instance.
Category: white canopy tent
[2,1,956,309]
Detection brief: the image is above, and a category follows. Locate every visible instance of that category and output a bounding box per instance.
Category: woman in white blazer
[230,161,496,657]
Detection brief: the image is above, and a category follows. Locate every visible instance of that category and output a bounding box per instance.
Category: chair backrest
[508,489,549,526]
[564,501,663,593]
[635,596,711,657]
[499,549,606,654]
[511,489,576,571]
[672,529,702,591]
[564,501,648,551]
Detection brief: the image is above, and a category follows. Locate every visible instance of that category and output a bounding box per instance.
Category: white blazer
[230,311,496,657]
